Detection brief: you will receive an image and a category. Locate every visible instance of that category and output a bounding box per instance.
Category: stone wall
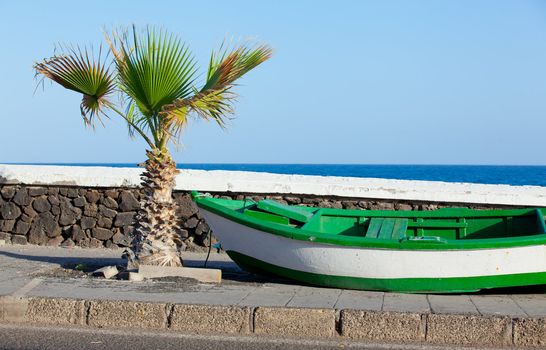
[0,185,528,250]
[0,185,208,250]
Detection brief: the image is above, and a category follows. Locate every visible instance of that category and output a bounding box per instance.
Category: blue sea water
[16,163,546,187]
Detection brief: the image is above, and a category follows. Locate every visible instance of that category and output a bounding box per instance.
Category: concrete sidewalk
[0,245,545,347]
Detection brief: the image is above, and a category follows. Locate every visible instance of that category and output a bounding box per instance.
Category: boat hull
[200,209,546,293]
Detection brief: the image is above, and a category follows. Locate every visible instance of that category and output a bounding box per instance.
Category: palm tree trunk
[132,149,184,267]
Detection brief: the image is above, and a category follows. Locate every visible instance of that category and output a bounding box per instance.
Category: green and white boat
[192,192,546,293]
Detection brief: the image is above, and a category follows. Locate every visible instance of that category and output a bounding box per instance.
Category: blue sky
[1,0,546,165]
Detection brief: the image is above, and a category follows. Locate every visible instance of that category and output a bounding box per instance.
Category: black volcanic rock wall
[0,185,518,249]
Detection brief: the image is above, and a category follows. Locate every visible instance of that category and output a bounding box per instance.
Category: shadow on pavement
[0,249,295,286]
[0,250,123,269]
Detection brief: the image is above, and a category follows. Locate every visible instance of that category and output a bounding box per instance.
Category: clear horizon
[3,162,546,186]
[2,0,546,165]
[5,162,546,167]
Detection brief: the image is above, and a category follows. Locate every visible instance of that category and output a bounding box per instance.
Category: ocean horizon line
[2,163,546,187]
[4,162,546,167]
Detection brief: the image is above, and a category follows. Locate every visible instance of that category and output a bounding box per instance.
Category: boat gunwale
[192,194,546,250]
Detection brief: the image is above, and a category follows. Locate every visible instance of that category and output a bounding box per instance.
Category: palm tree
[34,26,272,267]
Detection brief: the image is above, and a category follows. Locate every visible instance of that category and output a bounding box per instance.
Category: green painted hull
[193,192,546,293]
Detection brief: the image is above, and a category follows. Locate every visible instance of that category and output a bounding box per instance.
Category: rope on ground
[204,228,212,268]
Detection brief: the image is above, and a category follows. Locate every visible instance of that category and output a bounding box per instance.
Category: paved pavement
[1,245,546,348]
[0,245,544,316]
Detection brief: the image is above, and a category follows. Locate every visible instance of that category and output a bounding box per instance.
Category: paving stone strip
[10,278,43,298]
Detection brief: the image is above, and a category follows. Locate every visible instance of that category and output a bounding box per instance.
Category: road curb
[254,307,336,338]
[170,304,251,334]
[1,295,544,347]
[340,310,425,342]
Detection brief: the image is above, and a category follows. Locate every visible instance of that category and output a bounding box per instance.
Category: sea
[17,163,546,187]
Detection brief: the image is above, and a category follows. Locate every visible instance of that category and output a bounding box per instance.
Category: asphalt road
[0,323,500,350]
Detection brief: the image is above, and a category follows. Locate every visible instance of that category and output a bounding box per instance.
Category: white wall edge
[1,164,545,206]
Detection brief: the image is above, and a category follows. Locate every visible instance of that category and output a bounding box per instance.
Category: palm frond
[124,100,139,139]
[203,42,273,91]
[33,45,115,127]
[106,26,197,121]
[161,42,272,132]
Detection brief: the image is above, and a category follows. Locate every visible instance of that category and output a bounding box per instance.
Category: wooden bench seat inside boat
[366,218,409,239]
[256,199,314,223]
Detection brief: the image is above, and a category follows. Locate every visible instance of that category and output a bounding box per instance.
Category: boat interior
[228,198,546,241]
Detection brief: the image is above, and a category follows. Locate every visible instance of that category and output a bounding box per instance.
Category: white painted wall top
[1,164,545,206]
